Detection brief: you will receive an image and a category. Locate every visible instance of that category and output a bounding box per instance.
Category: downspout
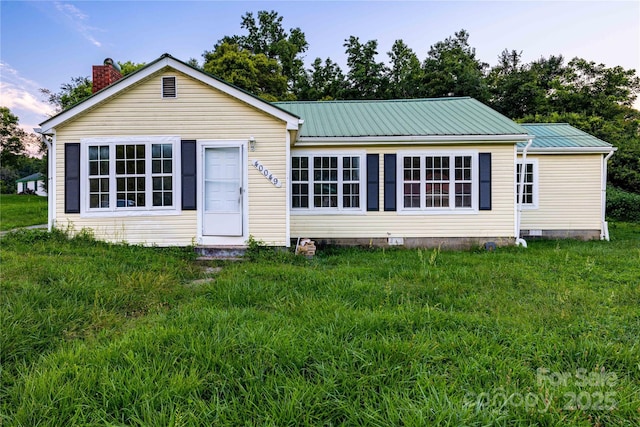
[601,150,615,241]
[516,138,533,248]
[35,129,54,232]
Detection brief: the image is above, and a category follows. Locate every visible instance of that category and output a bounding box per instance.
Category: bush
[606,186,640,222]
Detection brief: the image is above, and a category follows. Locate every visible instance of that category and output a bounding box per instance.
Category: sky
[1,0,639,134]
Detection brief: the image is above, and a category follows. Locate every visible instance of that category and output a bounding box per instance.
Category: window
[400,153,476,211]
[82,136,179,214]
[291,156,309,208]
[115,144,146,207]
[342,156,360,208]
[454,156,473,208]
[403,156,421,208]
[313,156,338,207]
[88,146,109,208]
[516,160,538,208]
[151,143,174,206]
[425,156,450,208]
[292,154,363,211]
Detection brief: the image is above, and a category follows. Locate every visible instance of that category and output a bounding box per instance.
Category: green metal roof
[520,123,613,149]
[274,97,528,138]
[16,173,45,183]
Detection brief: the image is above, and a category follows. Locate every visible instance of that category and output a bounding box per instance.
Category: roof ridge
[521,123,571,126]
[274,97,471,105]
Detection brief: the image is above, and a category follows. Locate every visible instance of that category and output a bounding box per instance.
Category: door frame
[196,140,248,246]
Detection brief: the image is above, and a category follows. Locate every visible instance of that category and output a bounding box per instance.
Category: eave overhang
[519,146,617,154]
[293,134,531,147]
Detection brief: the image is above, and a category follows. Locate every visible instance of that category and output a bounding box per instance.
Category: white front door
[202,146,243,236]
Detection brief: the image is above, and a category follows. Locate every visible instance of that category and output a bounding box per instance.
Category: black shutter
[384,154,396,211]
[181,140,197,210]
[64,143,80,213]
[366,154,379,211]
[479,153,492,210]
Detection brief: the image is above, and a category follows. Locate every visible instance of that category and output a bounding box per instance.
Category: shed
[16,172,47,196]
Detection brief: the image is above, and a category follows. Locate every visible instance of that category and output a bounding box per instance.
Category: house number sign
[252,160,282,188]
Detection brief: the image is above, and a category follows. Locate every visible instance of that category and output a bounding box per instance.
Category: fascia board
[521,146,617,154]
[294,134,529,146]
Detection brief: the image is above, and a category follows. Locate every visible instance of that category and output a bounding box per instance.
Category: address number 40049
[252,160,282,188]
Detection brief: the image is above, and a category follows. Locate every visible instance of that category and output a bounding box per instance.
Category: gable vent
[162,76,177,98]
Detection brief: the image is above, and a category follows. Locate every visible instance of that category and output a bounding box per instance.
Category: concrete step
[195,245,247,260]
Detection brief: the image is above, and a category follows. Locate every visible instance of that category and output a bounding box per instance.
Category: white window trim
[290,150,366,215]
[80,136,181,218]
[516,158,539,210]
[397,150,479,215]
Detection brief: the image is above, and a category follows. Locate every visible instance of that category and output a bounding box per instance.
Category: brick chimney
[92,58,122,93]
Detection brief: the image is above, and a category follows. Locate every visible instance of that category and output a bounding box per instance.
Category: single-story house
[36,54,616,249]
[16,172,47,196]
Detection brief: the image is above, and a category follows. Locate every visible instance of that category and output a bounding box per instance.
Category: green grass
[0,194,48,231]
[1,225,639,426]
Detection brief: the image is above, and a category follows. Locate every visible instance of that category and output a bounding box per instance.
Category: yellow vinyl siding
[54,214,197,246]
[54,70,288,246]
[290,144,516,239]
[520,154,602,230]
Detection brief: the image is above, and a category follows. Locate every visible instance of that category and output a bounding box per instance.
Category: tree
[343,36,388,99]
[1,107,26,166]
[422,30,489,102]
[504,56,640,193]
[609,137,640,193]
[487,49,548,118]
[215,10,308,92]
[552,58,640,119]
[297,57,348,100]
[386,39,424,99]
[41,60,148,112]
[40,76,93,112]
[0,107,44,193]
[203,42,290,101]
[186,58,201,69]
[118,61,146,76]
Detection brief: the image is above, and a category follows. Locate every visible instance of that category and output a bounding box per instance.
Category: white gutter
[518,146,615,154]
[516,138,534,247]
[34,128,54,232]
[601,150,615,241]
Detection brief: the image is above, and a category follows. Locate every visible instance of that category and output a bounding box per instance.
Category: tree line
[3,10,639,195]
[0,107,45,193]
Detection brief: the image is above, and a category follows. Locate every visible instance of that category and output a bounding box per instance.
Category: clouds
[54,1,103,48]
[0,2,106,130]
[0,62,55,131]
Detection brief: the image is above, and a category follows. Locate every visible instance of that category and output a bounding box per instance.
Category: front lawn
[0,194,47,231]
[1,225,639,425]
